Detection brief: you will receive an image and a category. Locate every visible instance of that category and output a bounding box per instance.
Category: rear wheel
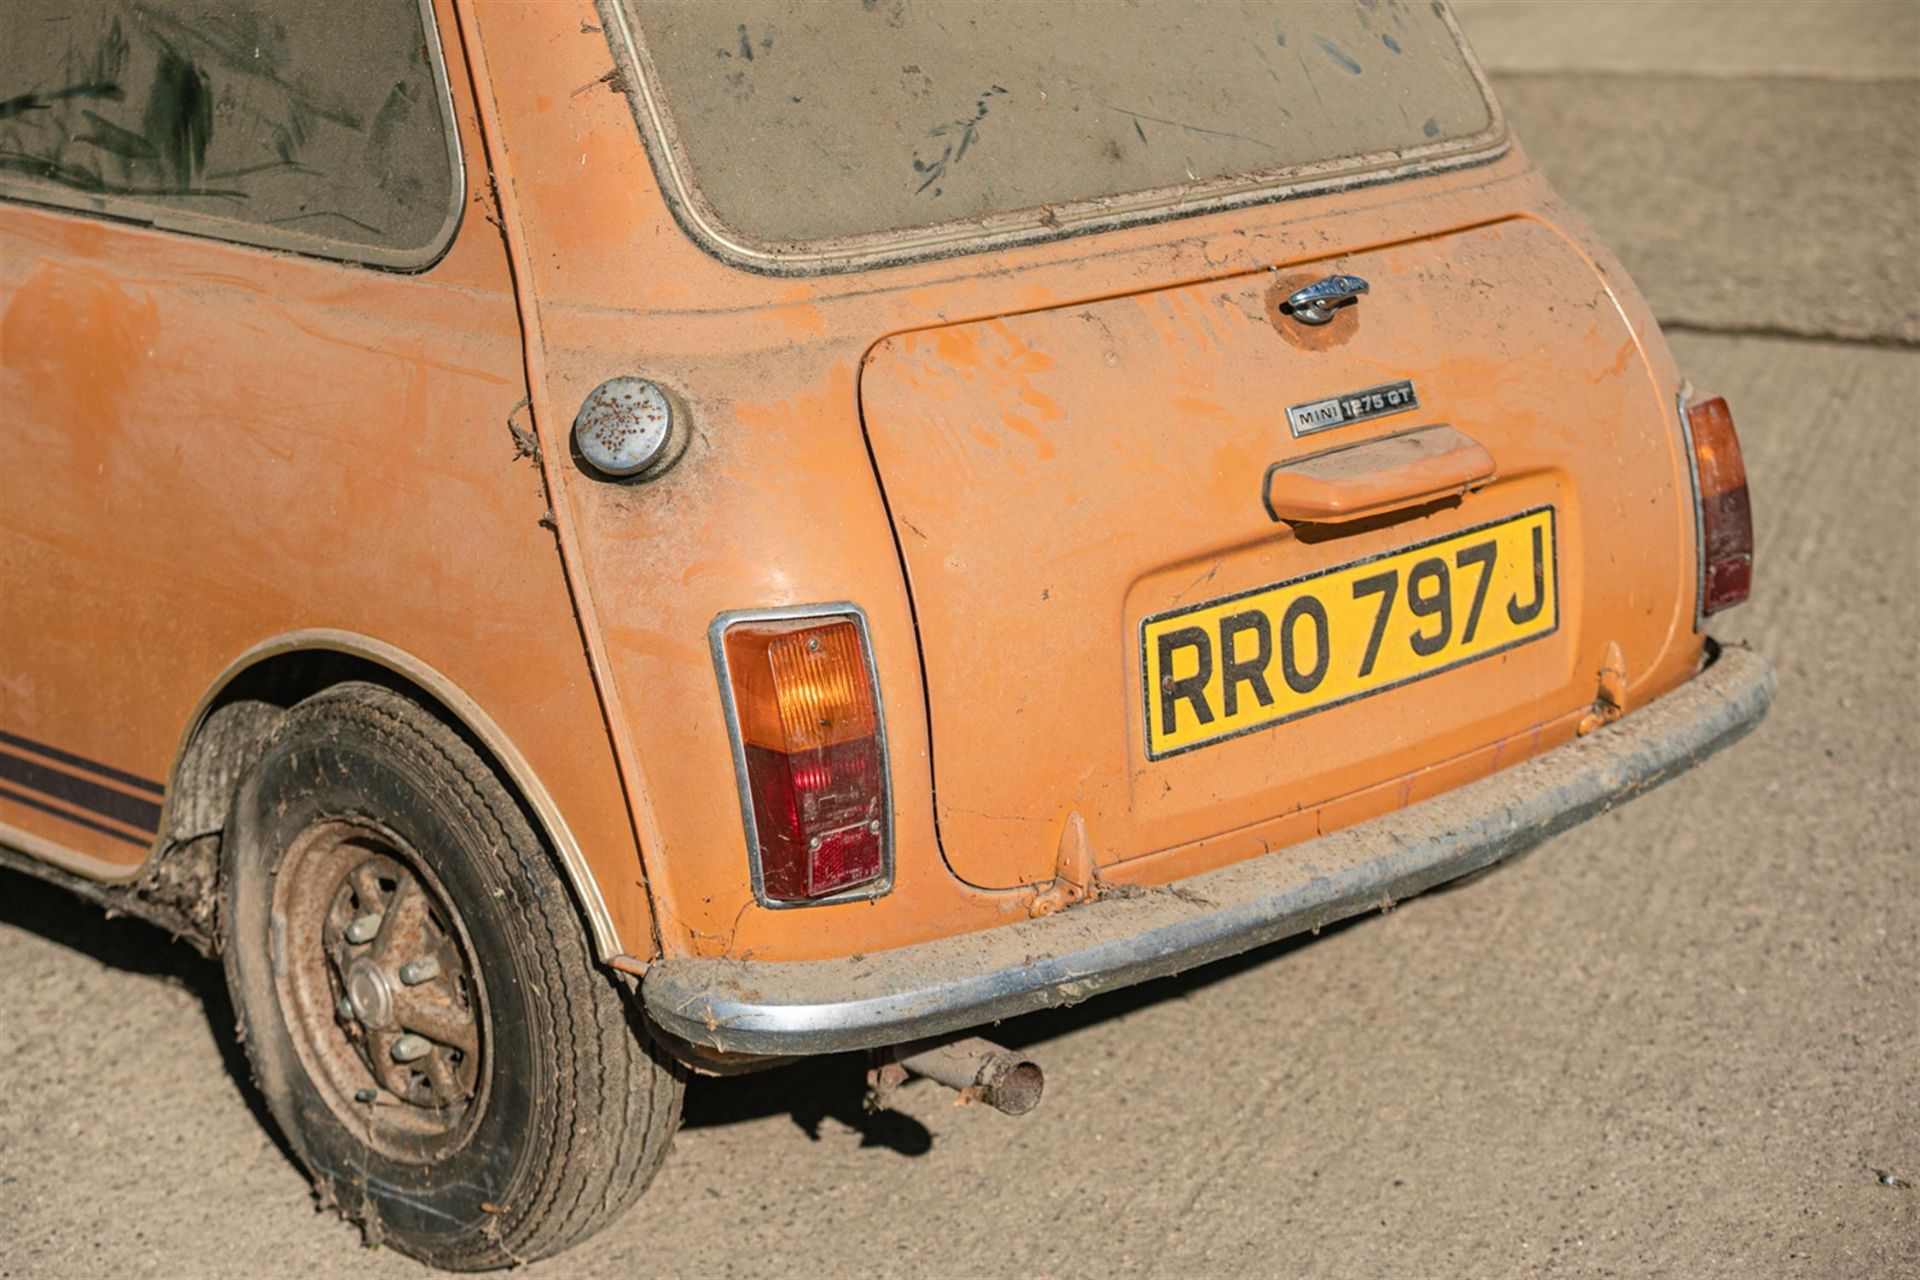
[222,682,681,1269]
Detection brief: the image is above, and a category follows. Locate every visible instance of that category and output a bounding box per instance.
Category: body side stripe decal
[0,728,166,796]
[0,783,152,847]
[0,749,163,834]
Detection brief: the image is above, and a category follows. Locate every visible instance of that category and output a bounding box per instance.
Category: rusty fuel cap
[572,376,684,479]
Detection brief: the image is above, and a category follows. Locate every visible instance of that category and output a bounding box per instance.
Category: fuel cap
[573,376,675,478]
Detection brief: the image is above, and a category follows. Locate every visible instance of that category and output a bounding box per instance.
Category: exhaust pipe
[868,1036,1045,1116]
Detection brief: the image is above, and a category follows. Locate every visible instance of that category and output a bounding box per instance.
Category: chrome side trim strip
[168,630,624,959]
[1677,385,1710,633]
[645,645,1774,1055]
[0,820,145,884]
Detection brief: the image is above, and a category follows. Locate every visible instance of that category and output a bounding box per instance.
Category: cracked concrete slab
[2,4,1916,1278]
[3,328,1914,1280]
[1498,73,1920,344]
[1460,0,1920,344]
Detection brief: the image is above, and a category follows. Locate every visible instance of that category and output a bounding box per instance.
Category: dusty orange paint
[1,0,1710,970]
[0,0,653,956]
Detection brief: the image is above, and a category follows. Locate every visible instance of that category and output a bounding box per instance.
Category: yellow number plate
[1141,508,1558,759]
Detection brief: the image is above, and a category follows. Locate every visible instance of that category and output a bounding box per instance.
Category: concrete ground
[3,4,1915,1277]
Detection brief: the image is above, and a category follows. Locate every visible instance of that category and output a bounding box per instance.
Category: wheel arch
[168,629,627,961]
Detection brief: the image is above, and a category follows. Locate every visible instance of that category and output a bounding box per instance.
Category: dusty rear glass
[0,0,461,268]
[609,0,1501,271]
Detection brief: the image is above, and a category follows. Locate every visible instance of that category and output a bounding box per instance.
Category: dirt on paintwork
[2,5,1917,1278]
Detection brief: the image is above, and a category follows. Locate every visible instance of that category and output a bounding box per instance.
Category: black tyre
[222,682,682,1269]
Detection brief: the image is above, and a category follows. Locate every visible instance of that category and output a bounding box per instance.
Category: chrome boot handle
[1284,274,1369,325]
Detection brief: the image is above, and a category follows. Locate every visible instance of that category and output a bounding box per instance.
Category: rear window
[0,0,461,269]
[608,0,1502,272]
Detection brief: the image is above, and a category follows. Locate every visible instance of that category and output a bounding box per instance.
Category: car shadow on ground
[0,866,300,1168]
[3,862,1377,1164]
[676,910,1376,1156]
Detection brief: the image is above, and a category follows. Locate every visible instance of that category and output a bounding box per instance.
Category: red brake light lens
[1684,396,1753,616]
[721,616,889,903]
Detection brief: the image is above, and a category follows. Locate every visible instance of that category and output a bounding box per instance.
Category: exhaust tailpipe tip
[975,1055,1045,1116]
[896,1036,1045,1116]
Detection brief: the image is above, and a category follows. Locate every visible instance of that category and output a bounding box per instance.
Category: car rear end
[857,218,1738,896]
[560,0,1771,1049]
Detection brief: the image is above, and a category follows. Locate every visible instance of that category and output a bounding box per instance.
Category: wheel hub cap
[345,956,395,1029]
[270,825,488,1162]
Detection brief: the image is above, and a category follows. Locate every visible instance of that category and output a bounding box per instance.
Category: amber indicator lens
[1686,396,1753,615]
[723,618,886,901]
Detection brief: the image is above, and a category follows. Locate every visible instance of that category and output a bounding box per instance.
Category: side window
[0,0,461,268]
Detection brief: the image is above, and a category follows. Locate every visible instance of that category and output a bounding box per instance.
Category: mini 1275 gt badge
[1286,379,1419,437]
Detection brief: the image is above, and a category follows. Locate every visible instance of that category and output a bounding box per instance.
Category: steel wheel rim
[271,819,490,1163]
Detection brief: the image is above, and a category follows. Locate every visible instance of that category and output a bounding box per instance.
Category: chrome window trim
[708,602,896,910]
[0,0,466,273]
[8,628,630,959]
[599,0,1510,277]
[180,630,627,959]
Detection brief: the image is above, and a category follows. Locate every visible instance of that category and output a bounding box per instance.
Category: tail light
[1682,395,1754,617]
[713,608,891,905]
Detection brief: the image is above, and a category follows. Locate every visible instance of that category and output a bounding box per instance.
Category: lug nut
[391,1034,432,1063]
[345,913,383,944]
[398,956,441,986]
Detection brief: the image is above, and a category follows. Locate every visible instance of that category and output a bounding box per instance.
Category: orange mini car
[0,0,1772,1268]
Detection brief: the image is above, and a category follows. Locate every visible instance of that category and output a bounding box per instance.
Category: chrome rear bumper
[643,644,1774,1056]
